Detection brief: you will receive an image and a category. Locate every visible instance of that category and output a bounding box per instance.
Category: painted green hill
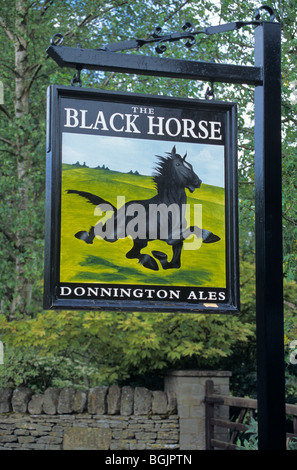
[60,164,226,288]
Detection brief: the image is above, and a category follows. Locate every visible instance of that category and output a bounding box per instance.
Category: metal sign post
[254,20,286,451]
[45,6,286,450]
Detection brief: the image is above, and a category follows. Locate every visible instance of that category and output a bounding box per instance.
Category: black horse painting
[67,146,220,271]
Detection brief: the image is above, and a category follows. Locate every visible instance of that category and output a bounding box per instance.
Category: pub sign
[43,85,239,313]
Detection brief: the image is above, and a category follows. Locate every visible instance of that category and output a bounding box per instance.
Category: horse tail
[66,190,116,211]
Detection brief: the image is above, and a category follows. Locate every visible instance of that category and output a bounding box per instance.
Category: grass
[60,164,226,288]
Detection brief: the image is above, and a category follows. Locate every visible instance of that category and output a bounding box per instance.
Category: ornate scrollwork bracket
[98,6,276,55]
[49,6,276,56]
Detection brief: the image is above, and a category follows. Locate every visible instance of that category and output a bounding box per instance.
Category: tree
[0,0,133,318]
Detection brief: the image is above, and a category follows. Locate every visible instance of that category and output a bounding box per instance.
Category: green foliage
[0,309,254,390]
[284,284,297,404]
[288,438,297,451]
[236,417,258,450]
[236,418,297,451]
[0,347,98,392]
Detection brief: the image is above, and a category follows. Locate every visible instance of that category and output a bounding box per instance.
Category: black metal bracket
[47,5,275,86]
[204,81,215,100]
[71,66,82,87]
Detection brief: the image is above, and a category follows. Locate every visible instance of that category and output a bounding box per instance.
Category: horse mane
[153,155,171,190]
[152,146,186,192]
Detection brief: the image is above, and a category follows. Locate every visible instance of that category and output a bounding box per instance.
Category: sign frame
[44,84,239,313]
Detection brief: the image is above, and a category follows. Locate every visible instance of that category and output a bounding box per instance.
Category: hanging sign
[44,85,239,313]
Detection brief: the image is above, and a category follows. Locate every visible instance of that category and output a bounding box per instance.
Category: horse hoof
[152,252,181,270]
[152,251,168,260]
[151,251,180,270]
[75,230,93,244]
[203,233,220,243]
[152,251,168,268]
[138,254,159,271]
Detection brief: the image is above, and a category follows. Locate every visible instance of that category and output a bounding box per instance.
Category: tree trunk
[10,0,33,317]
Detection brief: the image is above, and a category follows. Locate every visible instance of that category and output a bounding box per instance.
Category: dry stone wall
[0,370,232,450]
[0,385,179,450]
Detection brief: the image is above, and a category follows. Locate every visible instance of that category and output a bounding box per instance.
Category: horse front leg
[126,239,159,271]
[152,240,183,270]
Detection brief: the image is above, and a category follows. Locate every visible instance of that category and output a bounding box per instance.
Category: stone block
[57,388,75,414]
[134,387,152,415]
[179,418,199,435]
[63,426,111,450]
[135,431,157,440]
[28,394,44,415]
[110,439,131,450]
[112,429,134,440]
[12,388,33,413]
[157,430,179,440]
[43,387,60,415]
[107,385,121,415]
[88,386,108,414]
[38,435,63,445]
[18,436,35,444]
[15,428,29,436]
[178,404,190,418]
[0,434,17,443]
[120,386,134,416]
[73,390,87,413]
[0,388,13,413]
[166,391,177,414]
[129,441,146,450]
[152,391,167,415]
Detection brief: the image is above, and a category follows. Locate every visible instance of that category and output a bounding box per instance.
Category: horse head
[165,146,202,193]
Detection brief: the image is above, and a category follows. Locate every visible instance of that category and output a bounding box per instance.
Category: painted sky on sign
[62,133,225,188]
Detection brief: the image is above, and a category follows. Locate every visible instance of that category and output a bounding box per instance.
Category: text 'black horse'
[67,146,220,271]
